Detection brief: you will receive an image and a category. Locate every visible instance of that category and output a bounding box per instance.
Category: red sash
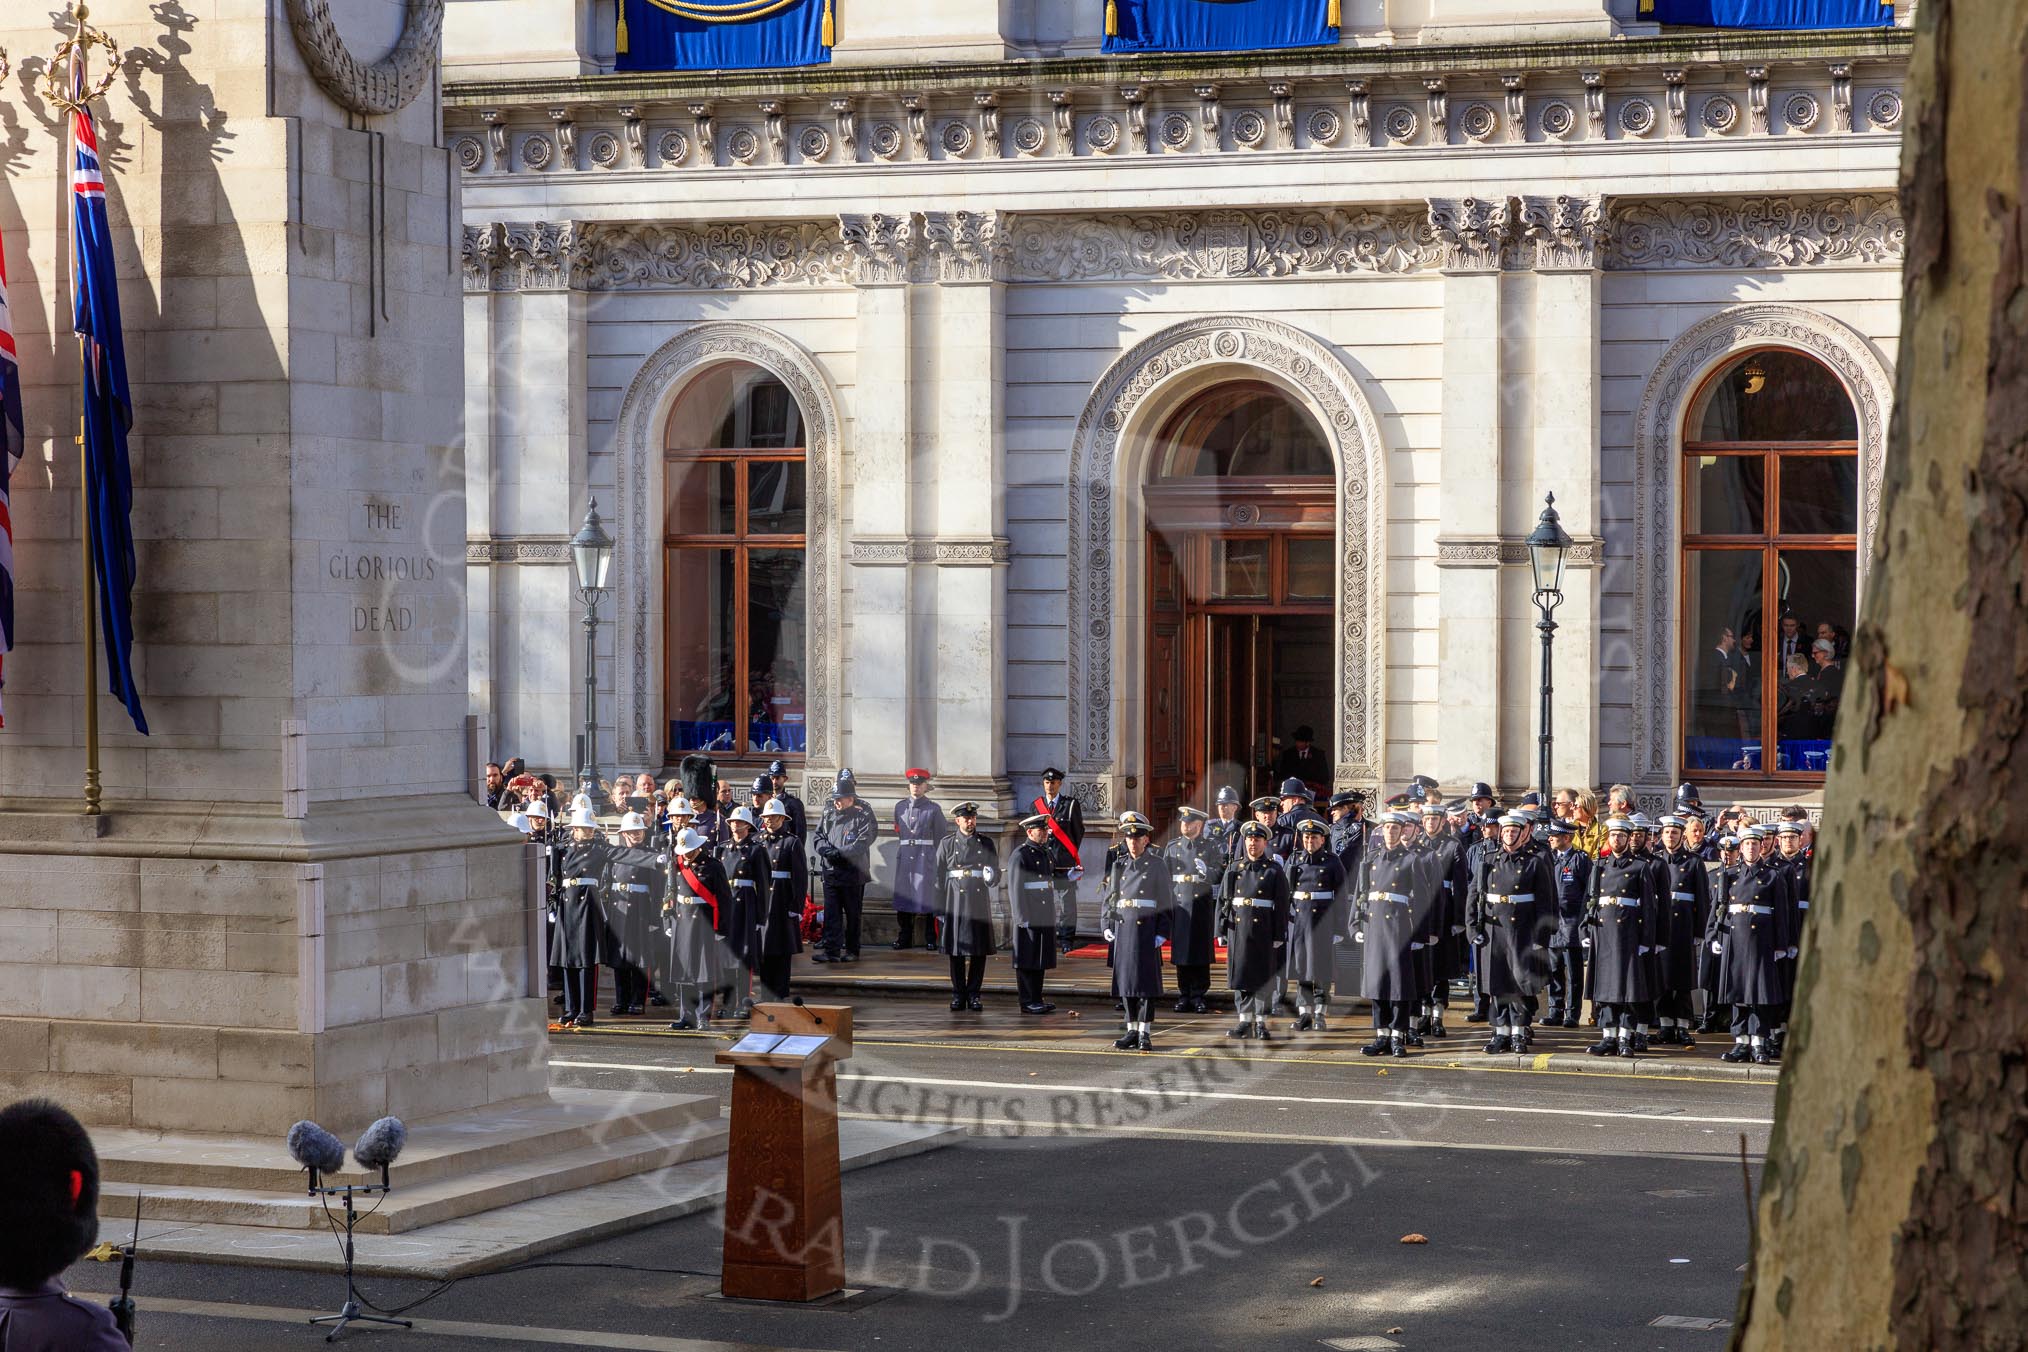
[677,861,720,930]
[1034,796,1080,867]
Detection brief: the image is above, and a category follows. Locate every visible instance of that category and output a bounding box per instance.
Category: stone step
[94,1088,719,1193]
[100,1117,731,1234]
[119,1117,968,1279]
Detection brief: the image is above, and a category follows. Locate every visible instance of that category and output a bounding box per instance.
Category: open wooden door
[1145,532,1187,829]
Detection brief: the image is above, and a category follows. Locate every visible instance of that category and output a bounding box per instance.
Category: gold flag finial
[46,3,121,115]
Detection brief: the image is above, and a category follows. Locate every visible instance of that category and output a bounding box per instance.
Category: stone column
[1520,196,1609,794]
[1428,197,1513,793]
[0,0,540,1132]
[837,215,918,778]
[919,212,1012,815]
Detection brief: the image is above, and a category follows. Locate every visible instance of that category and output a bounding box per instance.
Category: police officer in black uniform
[812,769,876,963]
[1353,811,1426,1057]
[1105,812,1173,1051]
[1220,821,1290,1040]
[1205,785,1245,858]
[765,758,809,840]
[1708,825,1797,1063]
[1468,811,1556,1053]
[1006,813,1060,1014]
[1543,818,1592,1027]
[1583,817,1660,1056]
[934,803,999,1011]
[1285,814,1349,1032]
[1164,806,1221,1014]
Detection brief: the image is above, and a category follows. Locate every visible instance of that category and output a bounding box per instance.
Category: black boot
[1586,1036,1616,1056]
[1484,1034,1512,1055]
[1115,1030,1139,1050]
[1721,1042,1751,1063]
[1136,1030,1153,1052]
[1360,1035,1389,1056]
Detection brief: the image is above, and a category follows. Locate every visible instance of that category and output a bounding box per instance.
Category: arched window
[1682,349,1857,782]
[664,363,808,762]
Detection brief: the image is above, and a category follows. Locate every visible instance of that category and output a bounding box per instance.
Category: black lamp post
[571,499,615,800]
[1526,493,1574,811]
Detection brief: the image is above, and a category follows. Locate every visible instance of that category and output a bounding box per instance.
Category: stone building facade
[446,1,1910,825]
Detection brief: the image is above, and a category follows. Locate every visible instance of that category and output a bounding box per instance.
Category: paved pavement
[62,990,1769,1350]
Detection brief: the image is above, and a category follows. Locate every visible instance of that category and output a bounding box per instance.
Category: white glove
[1354,931,1365,943]
[983,866,997,885]
[1451,925,1466,936]
[1067,866,1085,881]
[1195,860,1211,878]
[1102,928,1115,942]
[1710,941,1723,955]
[1637,945,1650,955]
[656,852,669,864]
[1410,941,1426,951]
[1580,937,1592,949]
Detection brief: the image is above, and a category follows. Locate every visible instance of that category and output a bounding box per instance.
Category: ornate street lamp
[1526,493,1574,811]
[571,499,615,799]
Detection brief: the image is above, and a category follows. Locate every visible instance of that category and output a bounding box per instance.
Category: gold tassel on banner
[617,0,630,53]
[1640,0,1654,12]
[1327,0,1340,28]
[822,0,834,46]
[1106,0,1117,38]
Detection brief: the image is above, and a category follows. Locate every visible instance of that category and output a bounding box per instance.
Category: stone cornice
[445,29,1910,110]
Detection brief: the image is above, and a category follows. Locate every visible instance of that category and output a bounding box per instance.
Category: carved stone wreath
[1783,92,1821,132]
[1459,103,1498,143]
[1087,115,1121,153]
[1867,89,1902,131]
[614,324,843,772]
[940,120,973,156]
[1065,315,1387,797]
[1231,110,1267,148]
[454,136,483,171]
[1160,113,1193,151]
[1306,108,1342,147]
[521,135,552,169]
[1013,118,1046,155]
[726,127,760,165]
[588,132,620,168]
[1382,105,1419,144]
[870,123,902,160]
[1539,100,1576,140]
[798,125,831,161]
[284,0,442,117]
[1627,303,1892,799]
[658,130,689,166]
[1618,98,1657,138]
[1701,95,1740,135]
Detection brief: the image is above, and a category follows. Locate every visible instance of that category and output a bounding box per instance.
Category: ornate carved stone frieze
[921,210,1010,283]
[466,535,571,565]
[1004,208,1438,282]
[1607,194,1904,269]
[476,220,585,291]
[461,223,502,292]
[1426,196,1512,272]
[850,537,1012,564]
[579,221,853,289]
[1434,536,1602,569]
[1520,194,1608,271]
[837,212,918,284]
[285,0,441,117]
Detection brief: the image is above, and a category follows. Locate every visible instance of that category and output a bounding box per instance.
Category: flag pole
[54,3,115,816]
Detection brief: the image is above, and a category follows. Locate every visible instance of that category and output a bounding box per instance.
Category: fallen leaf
[1309,1276,1325,1287]
[1387,1328,1405,1335]
[1400,1233,1428,1244]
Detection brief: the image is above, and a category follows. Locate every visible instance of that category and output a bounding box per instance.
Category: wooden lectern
[715,1002,853,1301]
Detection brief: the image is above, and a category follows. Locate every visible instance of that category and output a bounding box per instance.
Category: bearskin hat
[0,1099,103,1288]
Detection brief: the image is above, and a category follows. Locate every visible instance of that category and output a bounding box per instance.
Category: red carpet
[1065,940,1227,960]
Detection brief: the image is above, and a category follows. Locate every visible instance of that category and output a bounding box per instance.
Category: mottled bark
[1734,2,2028,1349]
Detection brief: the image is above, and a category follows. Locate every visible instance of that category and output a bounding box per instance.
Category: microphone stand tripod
[306,1166,412,1342]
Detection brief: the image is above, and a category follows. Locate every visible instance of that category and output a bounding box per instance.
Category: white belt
[901,838,935,847]
[1671,891,1695,901]
[672,898,710,907]
[565,877,599,887]
[949,868,987,879]
[1368,891,1410,905]
[1236,899,1278,909]
[1115,899,1156,909]
[1598,897,1641,908]
[1022,882,1051,891]
[1729,904,1774,915]
[623,883,650,893]
[770,870,792,879]
[1293,890,1333,901]
[1171,873,1197,883]
[1797,901,1810,910]
[1486,893,1533,905]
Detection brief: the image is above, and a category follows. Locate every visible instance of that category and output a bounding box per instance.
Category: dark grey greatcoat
[1005,837,1059,970]
[891,796,950,916]
[1466,843,1555,998]
[1583,852,1659,1004]
[605,844,667,972]
[1353,845,1426,1002]
[1163,834,1223,968]
[664,851,733,987]
[549,840,612,968]
[718,833,769,968]
[1104,848,1174,1000]
[1221,854,1290,993]
[753,828,807,960]
[1420,833,1469,984]
[1284,846,1349,985]
[1710,860,1796,1007]
[934,831,1000,958]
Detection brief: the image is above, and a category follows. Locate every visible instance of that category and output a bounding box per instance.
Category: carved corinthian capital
[1426,196,1512,272]
[839,212,918,285]
[1520,194,1609,271]
[921,210,1010,283]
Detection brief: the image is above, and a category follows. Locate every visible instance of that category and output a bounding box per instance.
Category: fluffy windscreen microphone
[286,1121,346,1176]
[353,1117,407,1172]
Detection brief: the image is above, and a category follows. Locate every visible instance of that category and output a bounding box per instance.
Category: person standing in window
[1808,639,1845,737]
[1776,613,1807,665]
[1697,627,1744,740]
[1272,725,1331,800]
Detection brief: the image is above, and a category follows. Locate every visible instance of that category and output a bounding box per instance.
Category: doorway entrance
[1141,382,1336,829]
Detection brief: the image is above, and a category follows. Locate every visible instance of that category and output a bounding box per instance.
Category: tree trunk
[1734,2,2028,1348]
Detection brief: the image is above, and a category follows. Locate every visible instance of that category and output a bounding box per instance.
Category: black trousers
[949,954,986,997]
[1729,1004,1776,1038]
[1492,995,1535,1027]
[1053,879,1079,944]
[1016,966,1046,1004]
[755,952,791,1002]
[1656,990,1697,1021]
[1123,996,1152,1024]
[611,963,647,1010]
[1595,1002,1638,1030]
[1174,963,1211,1000]
[824,882,864,956]
[1372,999,1410,1031]
[896,913,938,947]
[1547,945,1584,1017]
[560,966,597,1022]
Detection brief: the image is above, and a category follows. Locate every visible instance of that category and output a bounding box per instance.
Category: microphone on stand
[353,1117,407,1187]
[285,1120,346,1192]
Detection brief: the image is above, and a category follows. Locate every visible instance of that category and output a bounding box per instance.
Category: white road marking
[550,1061,1774,1127]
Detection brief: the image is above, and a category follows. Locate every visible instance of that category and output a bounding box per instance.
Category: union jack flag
[0,228,21,726]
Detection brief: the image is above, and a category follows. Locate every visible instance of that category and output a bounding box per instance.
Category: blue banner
[1103,0,1337,55]
[1647,1,1893,27]
[617,0,831,72]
